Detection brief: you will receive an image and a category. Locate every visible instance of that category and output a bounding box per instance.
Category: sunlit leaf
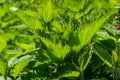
[40,37,70,61]
[16,42,35,50]
[72,11,115,52]
[0,56,6,75]
[0,36,7,53]
[38,0,54,22]
[11,56,31,79]
[59,71,80,78]
[16,11,43,31]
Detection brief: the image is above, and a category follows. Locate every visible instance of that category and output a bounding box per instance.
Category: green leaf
[15,42,36,50]
[72,10,115,52]
[62,24,72,41]
[96,33,116,52]
[52,21,63,32]
[93,43,112,67]
[23,10,37,17]
[0,36,7,53]
[61,0,88,12]
[0,56,6,75]
[16,11,43,31]
[112,50,118,63]
[78,44,93,71]
[105,39,116,48]
[59,71,80,78]
[113,42,120,64]
[38,0,54,22]
[11,56,31,79]
[40,37,70,61]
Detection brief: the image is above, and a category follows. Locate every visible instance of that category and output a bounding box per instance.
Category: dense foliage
[0,0,120,80]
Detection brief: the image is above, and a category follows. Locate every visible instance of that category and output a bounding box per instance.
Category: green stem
[78,71,84,80]
[81,71,84,80]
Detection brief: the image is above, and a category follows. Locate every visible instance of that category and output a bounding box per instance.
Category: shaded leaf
[93,43,112,67]
[78,44,93,71]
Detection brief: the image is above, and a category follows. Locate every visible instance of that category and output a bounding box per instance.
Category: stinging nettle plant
[0,0,119,80]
